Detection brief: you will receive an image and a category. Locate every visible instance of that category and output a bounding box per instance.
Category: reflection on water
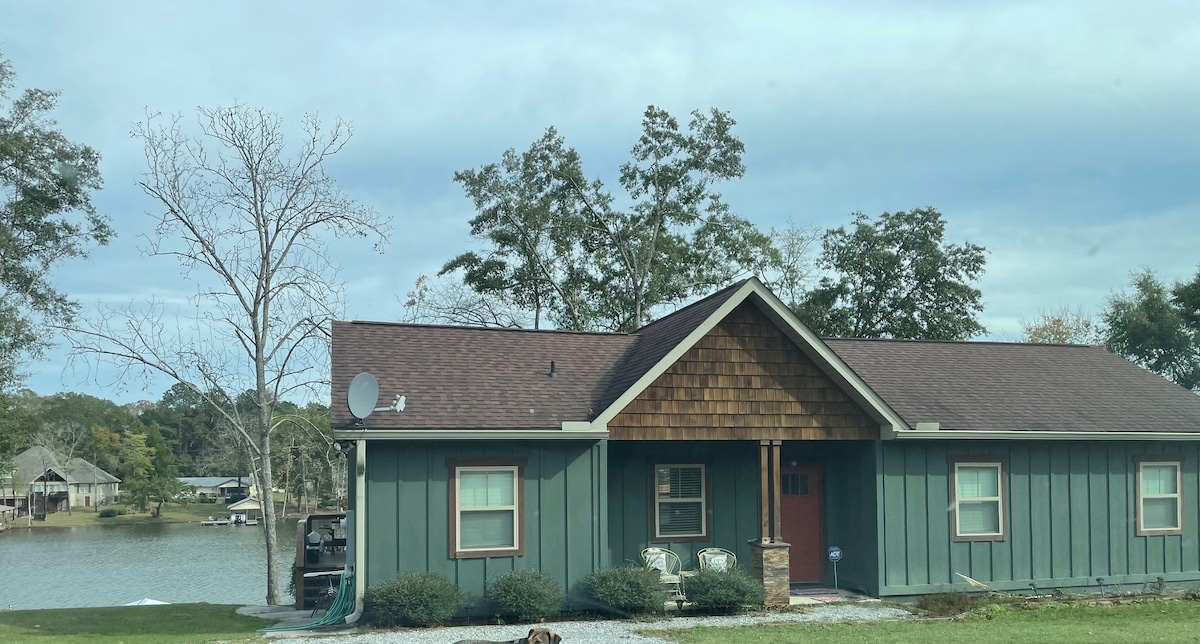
[0,521,298,609]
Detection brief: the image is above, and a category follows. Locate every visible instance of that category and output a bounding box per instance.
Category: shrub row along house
[0,446,121,518]
[331,278,1200,611]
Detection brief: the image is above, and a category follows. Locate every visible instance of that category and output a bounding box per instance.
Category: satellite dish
[347,372,380,420]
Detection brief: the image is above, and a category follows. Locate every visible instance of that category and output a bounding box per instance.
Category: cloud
[4,0,1199,402]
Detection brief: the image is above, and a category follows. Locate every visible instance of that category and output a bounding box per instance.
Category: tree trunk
[257,392,280,605]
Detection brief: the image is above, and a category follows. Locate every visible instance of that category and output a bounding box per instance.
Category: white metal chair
[641,547,685,602]
[697,547,737,572]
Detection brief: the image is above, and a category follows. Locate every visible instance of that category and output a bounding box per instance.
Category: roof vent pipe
[548,361,557,378]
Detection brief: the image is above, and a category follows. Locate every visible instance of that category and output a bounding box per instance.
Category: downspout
[344,440,367,624]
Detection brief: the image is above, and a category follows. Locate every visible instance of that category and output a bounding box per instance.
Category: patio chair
[641,547,686,602]
[697,547,737,572]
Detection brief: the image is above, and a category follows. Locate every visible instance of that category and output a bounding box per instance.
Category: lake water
[0,521,298,610]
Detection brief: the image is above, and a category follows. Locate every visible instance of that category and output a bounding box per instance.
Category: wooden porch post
[752,439,790,606]
[759,440,770,541]
[771,439,783,541]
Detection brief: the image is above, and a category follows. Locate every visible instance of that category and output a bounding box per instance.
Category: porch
[607,439,880,603]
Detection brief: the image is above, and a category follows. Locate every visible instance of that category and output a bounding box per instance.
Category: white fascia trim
[333,429,609,441]
[895,430,1200,441]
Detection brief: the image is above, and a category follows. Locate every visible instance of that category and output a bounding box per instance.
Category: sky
[3,0,1199,405]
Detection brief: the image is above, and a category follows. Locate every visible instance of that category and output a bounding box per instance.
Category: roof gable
[592,278,907,430]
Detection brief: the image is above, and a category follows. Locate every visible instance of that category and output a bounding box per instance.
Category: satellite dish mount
[346,372,406,427]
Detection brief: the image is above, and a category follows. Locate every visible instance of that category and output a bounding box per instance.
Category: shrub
[486,569,564,623]
[683,568,765,614]
[98,507,125,518]
[916,592,979,616]
[363,572,461,627]
[582,565,668,616]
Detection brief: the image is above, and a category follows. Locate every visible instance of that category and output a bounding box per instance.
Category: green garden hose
[257,571,357,633]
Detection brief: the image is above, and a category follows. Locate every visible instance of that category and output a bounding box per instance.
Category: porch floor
[787,584,871,606]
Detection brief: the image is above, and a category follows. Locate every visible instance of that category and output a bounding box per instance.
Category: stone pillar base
[750,540,791,606]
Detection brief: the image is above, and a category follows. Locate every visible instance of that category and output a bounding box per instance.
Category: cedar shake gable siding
[608,301,877,441]
[826,339,1200,432]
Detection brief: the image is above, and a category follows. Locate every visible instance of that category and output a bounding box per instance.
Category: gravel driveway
[268,604,910,643]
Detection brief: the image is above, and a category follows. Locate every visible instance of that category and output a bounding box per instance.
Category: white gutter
[895,429,1200,441]
[332,428,609,441]
[344,440,367,624]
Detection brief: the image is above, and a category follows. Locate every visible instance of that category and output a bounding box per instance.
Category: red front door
[780,464,823,582]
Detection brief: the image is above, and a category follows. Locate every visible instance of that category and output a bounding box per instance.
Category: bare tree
[60,105,389,605]
[756,221,819,309]
[400,273,531,328]
[31,420,89,516]
[1021,305,1103,345]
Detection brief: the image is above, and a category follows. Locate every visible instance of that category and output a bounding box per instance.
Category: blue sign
[827,546,843,562]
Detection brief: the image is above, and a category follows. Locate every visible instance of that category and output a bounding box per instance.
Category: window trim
[1135,458,1184,536]
[651,463,709,542]
[446,457,526,559]
[949,457,1007,542]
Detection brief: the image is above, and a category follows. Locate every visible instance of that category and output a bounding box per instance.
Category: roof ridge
[344,320,630,337]
[824,336,1104,349]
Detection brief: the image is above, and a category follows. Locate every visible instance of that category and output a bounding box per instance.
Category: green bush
[486,569,564,622]
[582,565,668,616]
[363,572,461,627]
[683,568,765,614]
[916,592,980,616]
[98,507,125,518]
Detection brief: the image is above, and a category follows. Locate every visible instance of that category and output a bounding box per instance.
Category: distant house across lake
[178,476,255,504]
[0,446,121,518]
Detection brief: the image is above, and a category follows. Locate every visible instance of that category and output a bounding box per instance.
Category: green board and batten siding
[878,440,1200,596]
[363,440,608,608]
[608,440,881,596]
[608,441,762,571]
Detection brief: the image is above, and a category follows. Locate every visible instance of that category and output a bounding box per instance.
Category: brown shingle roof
[331,322,636,429]
[330,283,746,430]
[825,339,1200,432]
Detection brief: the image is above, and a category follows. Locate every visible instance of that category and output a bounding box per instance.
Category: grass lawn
[0,604,274,643]
[29,503,224,529]
[645,600,1200,644]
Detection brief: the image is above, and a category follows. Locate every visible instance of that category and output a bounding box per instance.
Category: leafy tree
[0,51,113,389]
[118,432,155,509]
[1021,306,1103,345]
[63,104,389,605]
[430,105,776,332]
[1104,268,1200,390]
[0,390,40,474]
[140,383,227,475]
[793,208,987,340]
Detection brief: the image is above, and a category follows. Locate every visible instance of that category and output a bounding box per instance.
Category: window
[1138,460,1182,535]
[654,464,707,540]
[447,458,525,558]
[77,484,91,494]
[952,461,1005,540]
[782,473,809,496]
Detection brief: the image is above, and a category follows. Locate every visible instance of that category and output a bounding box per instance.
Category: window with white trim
[954,462,1004,539]
[654,464,706,539]
[1138,461,1182,533]
[453,465,520,555]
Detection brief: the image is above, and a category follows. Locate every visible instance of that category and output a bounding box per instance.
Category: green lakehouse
[331,278,1200,610]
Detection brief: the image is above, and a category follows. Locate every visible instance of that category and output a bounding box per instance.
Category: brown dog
[452,627,562,644]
